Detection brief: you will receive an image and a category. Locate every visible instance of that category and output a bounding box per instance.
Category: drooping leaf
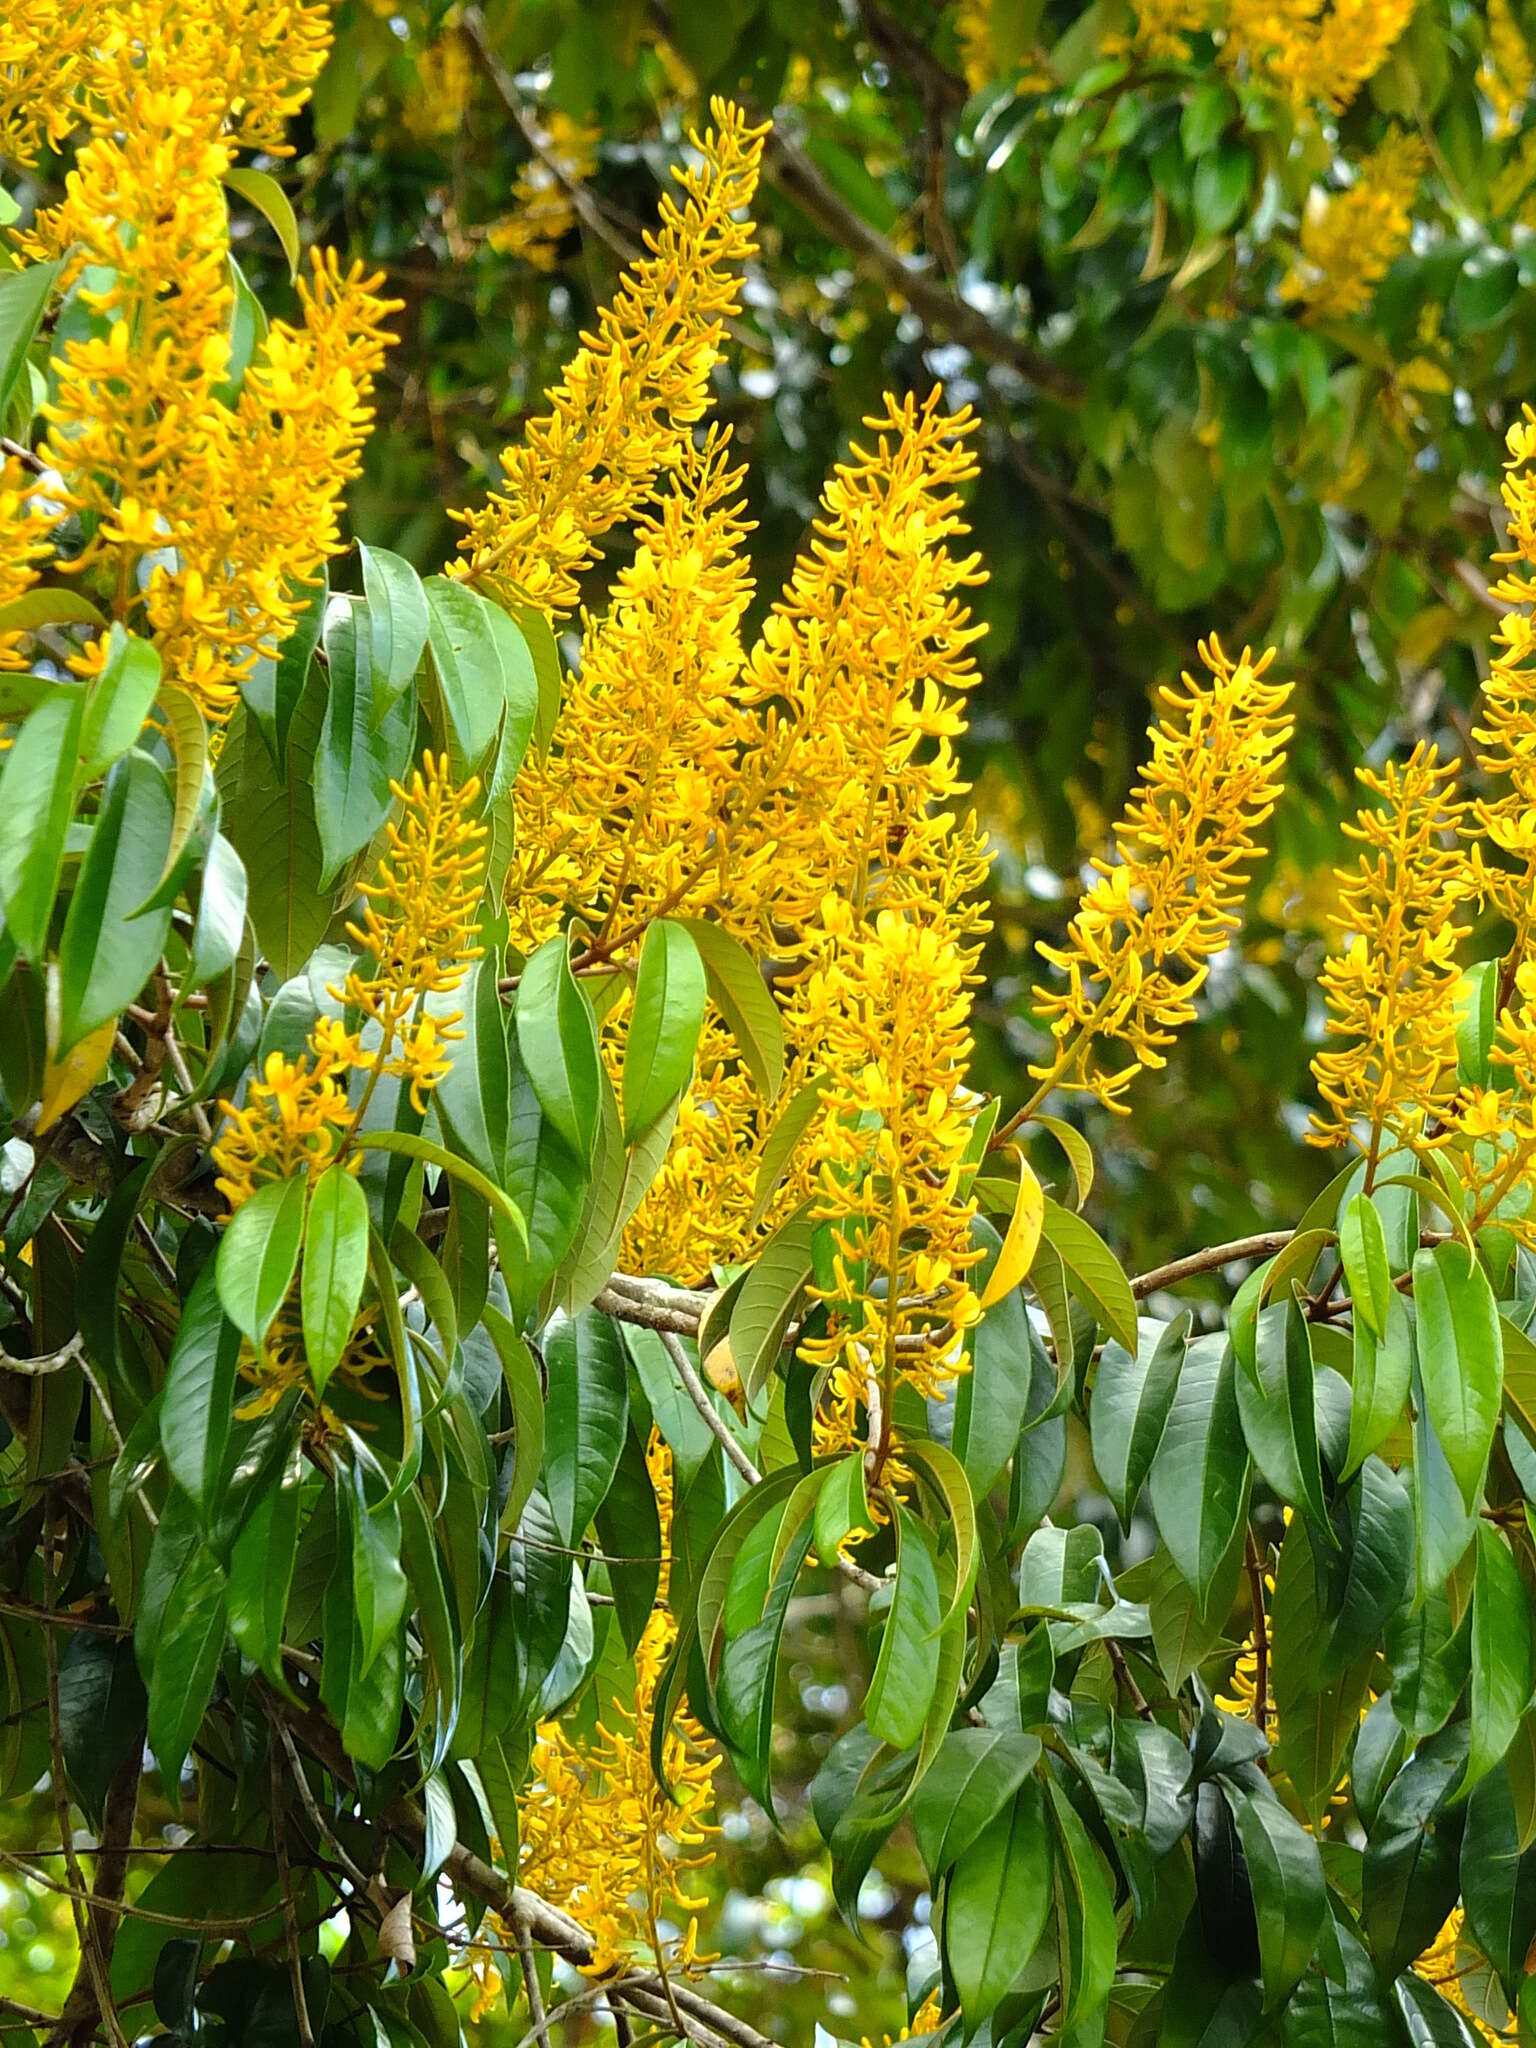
[1039,1196,1138,1354]
[359,542,430,705]
[623,918,707,1139]
[1090,1313,1188,1530]
[1414,1243,1502,1514]
[677,915,785,1104]
[1340,1194,1392,1342]
[301,1166,370,1394]
[516,933,601,1162]
[1223,1780,1326,2010]
[1235,1293,1331,1534]
[1148,1334,1251,1606]
[1468,1521,1536,1795]
[541,1308,629,1545]
[911,1728,1043,1879]
[55,748,175,1049]
[978,1147,1045,1309]
[160,1257,244,1511]
[215,1175,307,1345]
[944,1779,1054,2033]
[864,1507,943,1751]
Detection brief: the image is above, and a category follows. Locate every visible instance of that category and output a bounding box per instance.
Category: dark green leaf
[161,1257,244,1510]
[516,933,601,1162]
[865,1507,942,1751]
[1223,1782,1325,2010]
[55,748,174,1046]
[1235,1294,1331,1533]
[944,1779,1053,2033]
[541,1308,629,1545]
[676,915,785,1104]
[912,1727,1042,1879]
[1469,1521,1535,1795]
[1090,1313,1187,1529]
[146,1543,227,1795]
[423,576,536,774]
[1148,1334,1251,1605]
[1039,1197,1138,1354]
[0,688,83,964]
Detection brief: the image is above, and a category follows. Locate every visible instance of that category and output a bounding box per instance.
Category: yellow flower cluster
[401,28,475,141]
[1309,746,1469,1156]
[487,110,601,270]
[452,99,768,620]
[0,458,59,671]
[10,0,393,722]
[1469,408,1536,955]
[1480,0,1535,139]
[467,102,992,1463]
[1119,0,1212,60]
[1030,639,1294,1113]
[0,0,329,165]
[212,757,486,1407]
[1222,0,1416,112]
[1416,1910,1500,2043]
[470,1434,718,2007]
[1280,131,1426,323]
[1456,964,1536,1243]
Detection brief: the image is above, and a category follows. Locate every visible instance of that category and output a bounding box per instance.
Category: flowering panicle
[503,429,758,954]
[1031,639,1294,1112]
[212,757,487,1407]
[1280,131,1426,323]
[469,1434,718,2005]
[487,110,601,269]
[1310,745,1469,1154]
[1415,1911,1500,2043]
[1118,0,1212,59]
[0,460,59,671]
[13,0,392,721]
[401,28,475,141]
[451,99,767,619]
[1480,0,1534,138]
[1467,409,1536,955]
[1222,0,1415,112]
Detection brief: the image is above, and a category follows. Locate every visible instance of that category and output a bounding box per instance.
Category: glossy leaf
[541,1308,629,1545]
[1090,1312,1187,1529]
[864,1507,942,1751]
[215,1174,307,1345]
[677,915,785,1104]
[1414,1243,1502,1514]
[1340,1194,1392,1341]
[1148,1334,1251,1605]
[1469,1521,1536,1795]
[516,933,601,1162]
[301,1166,370,1394]
[623,918,707,1138]
[944,1779,1053,2033]
[160,1257,244,1510]
[1224,1780,1326,2010]
[0,684,79,960]
[911,1727,1042,1879]
[1039,1195,1138,1354]
[1235,1293,1331,1534]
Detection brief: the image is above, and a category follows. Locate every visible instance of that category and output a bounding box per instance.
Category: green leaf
[541,1308,629,1545]
[301,1167,370,1394]
[1039,1196,1137,1354]
[676,916,785,1104]
[1345,1286,1413,1479]
[359,543,430,706]
[955,1218,1043,1498]
[1148,1334,1251,1605]
[1224,1782,1325,2010]
[1469,1521,1536,1795]
[729,1203,815,1401]
[430,951,510,1180]
[216,1175,307,1345]
[352,1128,526,1234]
[715,1504,816,1816]
[1461,1767,1536,2003]
[0,587,105,633]
[501,1042,586,1321]
[944,1779,1054,2033]
[1392,1971,1487,2047]
[0,259,58,419]
[56,749,174,1049]
[220,671,333,981]
[160,1258,244,1511]
[223,166,300,275]
[188,833,247,991]
[1047,1775,1118,2025]
[1415,1243,1502,1513]
[57,1633,145,1828]
[864,1507,942,1751]
[79,626,160,779]
[503,595,562,755]
[516,933,601,1162]
[748,1073,828,1229]
[423,575,537,775]
[351,1465,409,1679]
[1090,1312,1187,1529]
[814,1453,874,1566]
[1456,959,1500,1089]
[911,1728,1042,1879]
[624,919,707,1138]
[1340,1194,1392,1341]
[315,598,414,883]
[226,1447,302,1680]
[594,1421,663,1652]
[146,1543,227,1796]
[1235,1294,1332,1534]
[241,575,324,768]
[902,1439,980,1631]
[0,685,82,961]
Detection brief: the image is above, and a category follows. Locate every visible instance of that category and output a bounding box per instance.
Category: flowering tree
[1,5,1536,2047]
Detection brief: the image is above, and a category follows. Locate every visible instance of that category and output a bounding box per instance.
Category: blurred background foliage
[7,1,1536,2037]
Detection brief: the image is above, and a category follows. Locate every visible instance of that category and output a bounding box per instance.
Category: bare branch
[1130,1231,1296,1298]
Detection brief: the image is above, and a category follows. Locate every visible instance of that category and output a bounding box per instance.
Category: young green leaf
[1340,1193,1392,1341]
[516,933,601,1162]
[1414,1242,1502,1514]
[864,1507,942,1752]
[623,918,706,1139]
[79,625,160,779]
[301,1166,370,1394]
[0,685,82,962]
[215,1174,307,1345]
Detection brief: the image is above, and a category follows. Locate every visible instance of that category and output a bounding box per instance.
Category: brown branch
[1131,1231,1296,1299]
[760,126,1079,401]
[0,436,46,477]
[46,1749,140,2048]
[853,0,968,115]
[270,1740,317,2048]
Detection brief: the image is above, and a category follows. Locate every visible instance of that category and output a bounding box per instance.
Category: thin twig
[271,1740,316,2048]
[514,1918,553,2048]
[273,1719,372,1894]
[1131,1232,1296,1299]
[658,1330,759,1489]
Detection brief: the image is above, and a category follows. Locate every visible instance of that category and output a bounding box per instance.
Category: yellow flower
[1480,0,1534,138]
[1468,407,1536,956]
[1223,0,1415,112]
[1415,1909,1501,2043]
[451,98,768,620]
[401,27,475,140]
[1117,0,1212,60]
[1310,744,1469,1155]
[1030,638,1294,1112]
[0,460,60,672]
[1279,131,1426,323]
[486,110,601,269]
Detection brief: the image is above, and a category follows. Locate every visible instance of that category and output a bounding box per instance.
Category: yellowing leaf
[36,1016,117,1133]
[979,1149,1043,1310]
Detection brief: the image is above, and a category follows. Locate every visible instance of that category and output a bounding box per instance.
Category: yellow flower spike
[1310,743,1470,1157]
[1029,638,1294,1115]
[1222,0,1415,113]
[1280,131,1427,323]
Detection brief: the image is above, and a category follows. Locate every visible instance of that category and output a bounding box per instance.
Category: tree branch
[1130,1231,1296,1299]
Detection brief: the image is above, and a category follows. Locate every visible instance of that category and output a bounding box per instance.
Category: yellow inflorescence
[469,1434,719,2008]
[1030,639,1294,1112]
[1222,0,1416,112]
[451,98,767,620]
[0,458,60,672]
[487,110,601,269]
[1480,0,1535,138]
[212,757,486,1409]
[1280,131,1427,323]
[1416,1910,1500,2043]
[1468,408,1536,955]
[8,0,393,723]
[1310,746,1469,1155]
